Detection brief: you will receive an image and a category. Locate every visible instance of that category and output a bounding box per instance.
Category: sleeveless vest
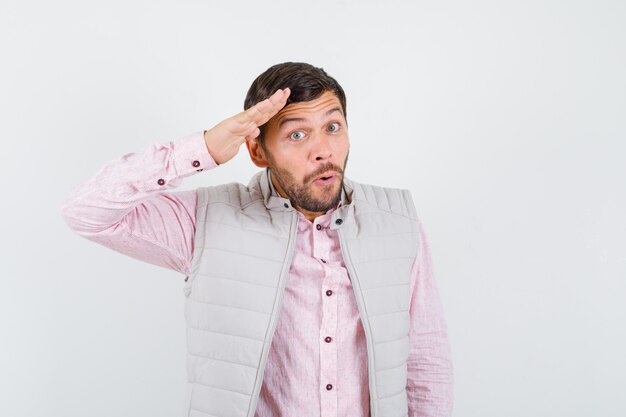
[182,169,420,417]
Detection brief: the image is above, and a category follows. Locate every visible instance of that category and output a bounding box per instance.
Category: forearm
[60,131,217,274]
[407,326,454,417]
[61,132,214,232]
[406,222,454,417]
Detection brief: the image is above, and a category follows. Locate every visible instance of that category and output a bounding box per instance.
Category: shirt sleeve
[406,222,455,417]
[60,131,217,276]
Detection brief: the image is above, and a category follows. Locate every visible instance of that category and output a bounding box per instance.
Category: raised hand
[203,88,291,165]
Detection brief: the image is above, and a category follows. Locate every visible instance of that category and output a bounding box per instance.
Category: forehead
[273,91,343,125]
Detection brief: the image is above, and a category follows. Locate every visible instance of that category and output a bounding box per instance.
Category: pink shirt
[61,131,454,417]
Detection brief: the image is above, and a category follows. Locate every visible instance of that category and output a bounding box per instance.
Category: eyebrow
[277,107,343,129]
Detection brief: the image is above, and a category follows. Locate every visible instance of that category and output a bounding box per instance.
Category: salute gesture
[203,88,291,165]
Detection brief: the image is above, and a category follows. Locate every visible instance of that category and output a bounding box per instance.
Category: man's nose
[313,132,332,161]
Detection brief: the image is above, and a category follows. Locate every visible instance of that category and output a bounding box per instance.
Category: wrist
[203,130,219,165]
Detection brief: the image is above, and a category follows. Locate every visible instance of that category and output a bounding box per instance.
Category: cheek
[292,166,308,183]
[336,137,350,157]
[274,155,305,180]
[278,149,308,171]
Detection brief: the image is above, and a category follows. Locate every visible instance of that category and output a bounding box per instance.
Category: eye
[289,131,306,141]
[328,122,340,132]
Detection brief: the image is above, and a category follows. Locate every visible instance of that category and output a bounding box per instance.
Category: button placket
[319,262,339,416]
[313,219,331,266]
[312,210,338,416]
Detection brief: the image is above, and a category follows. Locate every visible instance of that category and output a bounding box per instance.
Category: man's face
[248,90,350,219]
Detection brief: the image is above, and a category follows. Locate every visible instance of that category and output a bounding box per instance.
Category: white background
[1,0,625,416]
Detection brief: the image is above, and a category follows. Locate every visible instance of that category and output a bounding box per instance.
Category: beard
[268,153,349,214]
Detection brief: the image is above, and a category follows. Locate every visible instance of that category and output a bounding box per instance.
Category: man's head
[244,62,350,220]
[244,62,347,144]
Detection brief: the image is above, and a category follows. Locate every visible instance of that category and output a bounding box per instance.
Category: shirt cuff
[173,131,218,177]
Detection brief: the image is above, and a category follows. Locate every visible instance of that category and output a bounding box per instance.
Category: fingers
[248,127,261,140]
[241,88,291,127]
[205,90,286,165]
[243,126,261,143]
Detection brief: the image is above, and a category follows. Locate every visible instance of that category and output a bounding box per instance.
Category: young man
[61,62,454,417]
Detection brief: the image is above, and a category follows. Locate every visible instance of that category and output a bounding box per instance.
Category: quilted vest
[182,169,420,417]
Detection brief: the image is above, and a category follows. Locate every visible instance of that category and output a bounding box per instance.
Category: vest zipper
[337,227,379,417]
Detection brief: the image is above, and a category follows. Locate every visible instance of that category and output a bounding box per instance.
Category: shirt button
[326,290,333,296]
[316,224,322,230]
[157,179,165,186]
[284,203,289,208]
[326,384,333,391]
[192,160,200,167]
[324,336,332,343]
[335,218,343,225]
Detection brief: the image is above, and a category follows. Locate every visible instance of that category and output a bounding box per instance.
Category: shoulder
[345,177,419,221]
[195,181,263,210]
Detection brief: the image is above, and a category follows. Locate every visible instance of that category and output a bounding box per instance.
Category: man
[61,62,454,417]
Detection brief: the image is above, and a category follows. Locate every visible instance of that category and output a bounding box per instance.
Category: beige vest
[182,169,420,417]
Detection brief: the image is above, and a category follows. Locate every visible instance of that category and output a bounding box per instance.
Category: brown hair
[243,62,347,143]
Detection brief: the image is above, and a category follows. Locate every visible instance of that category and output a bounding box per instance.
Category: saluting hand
[203,88,291,165]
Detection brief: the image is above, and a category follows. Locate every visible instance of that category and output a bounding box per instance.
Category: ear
[245,137,269,168]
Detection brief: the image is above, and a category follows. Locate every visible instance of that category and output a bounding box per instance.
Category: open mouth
[314,171,337,181]
[313,173,337,186]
